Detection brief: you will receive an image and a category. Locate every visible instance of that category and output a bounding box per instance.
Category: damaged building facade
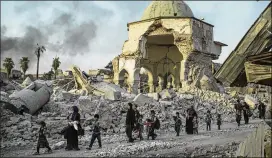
[215,2,272,98]
[112,1,227,94]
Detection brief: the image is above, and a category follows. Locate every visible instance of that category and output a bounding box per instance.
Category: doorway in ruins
[163,73,175,89]
[138,67,153,93]
[146,33,183,90]
[118,69,129,90]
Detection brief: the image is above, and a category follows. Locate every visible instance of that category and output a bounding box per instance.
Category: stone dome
[141,1,194,20]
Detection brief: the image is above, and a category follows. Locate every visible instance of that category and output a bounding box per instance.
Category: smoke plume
[1,4,98,71]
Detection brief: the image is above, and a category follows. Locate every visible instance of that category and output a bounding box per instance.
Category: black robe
[126,109,136,126]
[186,108,197,134]
[66,112,81,149]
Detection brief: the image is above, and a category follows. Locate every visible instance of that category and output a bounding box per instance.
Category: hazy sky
[1,1,269,74]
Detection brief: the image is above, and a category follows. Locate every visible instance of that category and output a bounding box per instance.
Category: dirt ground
[1,119,263,157]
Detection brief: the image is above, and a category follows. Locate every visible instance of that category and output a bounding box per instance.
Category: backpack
[154,117,160,129]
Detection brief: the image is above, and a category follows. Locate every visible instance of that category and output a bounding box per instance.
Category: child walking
[137,115,144,140]
[217,114,222,130]
[33,121,52,155]
[86,114,102,150]
[174,112,182,136]
[205,110,212,131]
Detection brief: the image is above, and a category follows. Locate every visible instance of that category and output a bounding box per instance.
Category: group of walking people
[33,106,82,155]
[183,106,222,135]
[125,103,160,142]
[33,99,266,155]
[235,99,266,127]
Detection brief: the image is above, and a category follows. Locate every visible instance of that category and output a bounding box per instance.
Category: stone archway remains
[133,66,155,93]
[118,69,129,89]
[163,73,175,89]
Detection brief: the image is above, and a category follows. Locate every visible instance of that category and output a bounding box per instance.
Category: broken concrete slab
[104,90,121,101]
[22,77,32,87]
[179,93,194,100]
[34,80,53,94]
[9,86,51,115]
[147,93,159,101]
[55,91,74,101]
[92,82,127,93]
[159,89,177,100]
[121,92,136,99]
[133,93,154,106]
[24,82,35,90]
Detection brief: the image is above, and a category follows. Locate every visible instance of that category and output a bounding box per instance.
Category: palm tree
[19,57,30,79]
[52,57,61,79]
[3,58,14,79]
[34,43,46,80]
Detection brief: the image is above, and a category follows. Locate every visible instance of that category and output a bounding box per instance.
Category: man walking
[258,101,266,119]
[235,99,242,127]
[242,101,250,124]
[126,103,136,142]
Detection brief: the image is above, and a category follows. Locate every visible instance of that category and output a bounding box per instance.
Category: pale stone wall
[191,19,214,54]
[212,43,222,58]
[113,18,223,93]
[123,21,155,55]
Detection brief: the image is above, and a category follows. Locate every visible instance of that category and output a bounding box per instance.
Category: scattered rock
[52,141,66,150]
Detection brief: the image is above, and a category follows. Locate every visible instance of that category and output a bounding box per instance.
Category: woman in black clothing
[66,106,81,150]
[126,103,136,142]
[186,106,197,134]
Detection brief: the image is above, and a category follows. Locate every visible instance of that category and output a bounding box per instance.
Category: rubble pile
[0,77,266,150]
[95,141,186,157]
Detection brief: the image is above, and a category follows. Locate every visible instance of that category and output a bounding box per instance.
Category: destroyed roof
[244,50,272,86]
[214,2,272,87]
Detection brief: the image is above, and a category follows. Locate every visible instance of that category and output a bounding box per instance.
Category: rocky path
[1,119,262,157]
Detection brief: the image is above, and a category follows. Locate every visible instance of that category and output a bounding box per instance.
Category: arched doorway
[119,69,129,89]
[156,75,164,92]
[134,67,154,93]
[163,73,175,89]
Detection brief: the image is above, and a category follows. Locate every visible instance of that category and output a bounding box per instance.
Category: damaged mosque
[112,1,227,94]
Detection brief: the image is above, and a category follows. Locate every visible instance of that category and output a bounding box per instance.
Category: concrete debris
[104,90,121,101]
[52,141,66,150]
[179,93,194,100]
[10,86,51,115]
[133,93,154,106]
[244,95,258,109]
[33,80,53,94]
[199,75,218,92]
[1,91,10,103]
[0,76,269,153]
[159,89,177,100]
[22,77,32,87]
[7,80,53,115]
[147,93,159,101]
[55,91,74,102]
[92,82,122,101]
